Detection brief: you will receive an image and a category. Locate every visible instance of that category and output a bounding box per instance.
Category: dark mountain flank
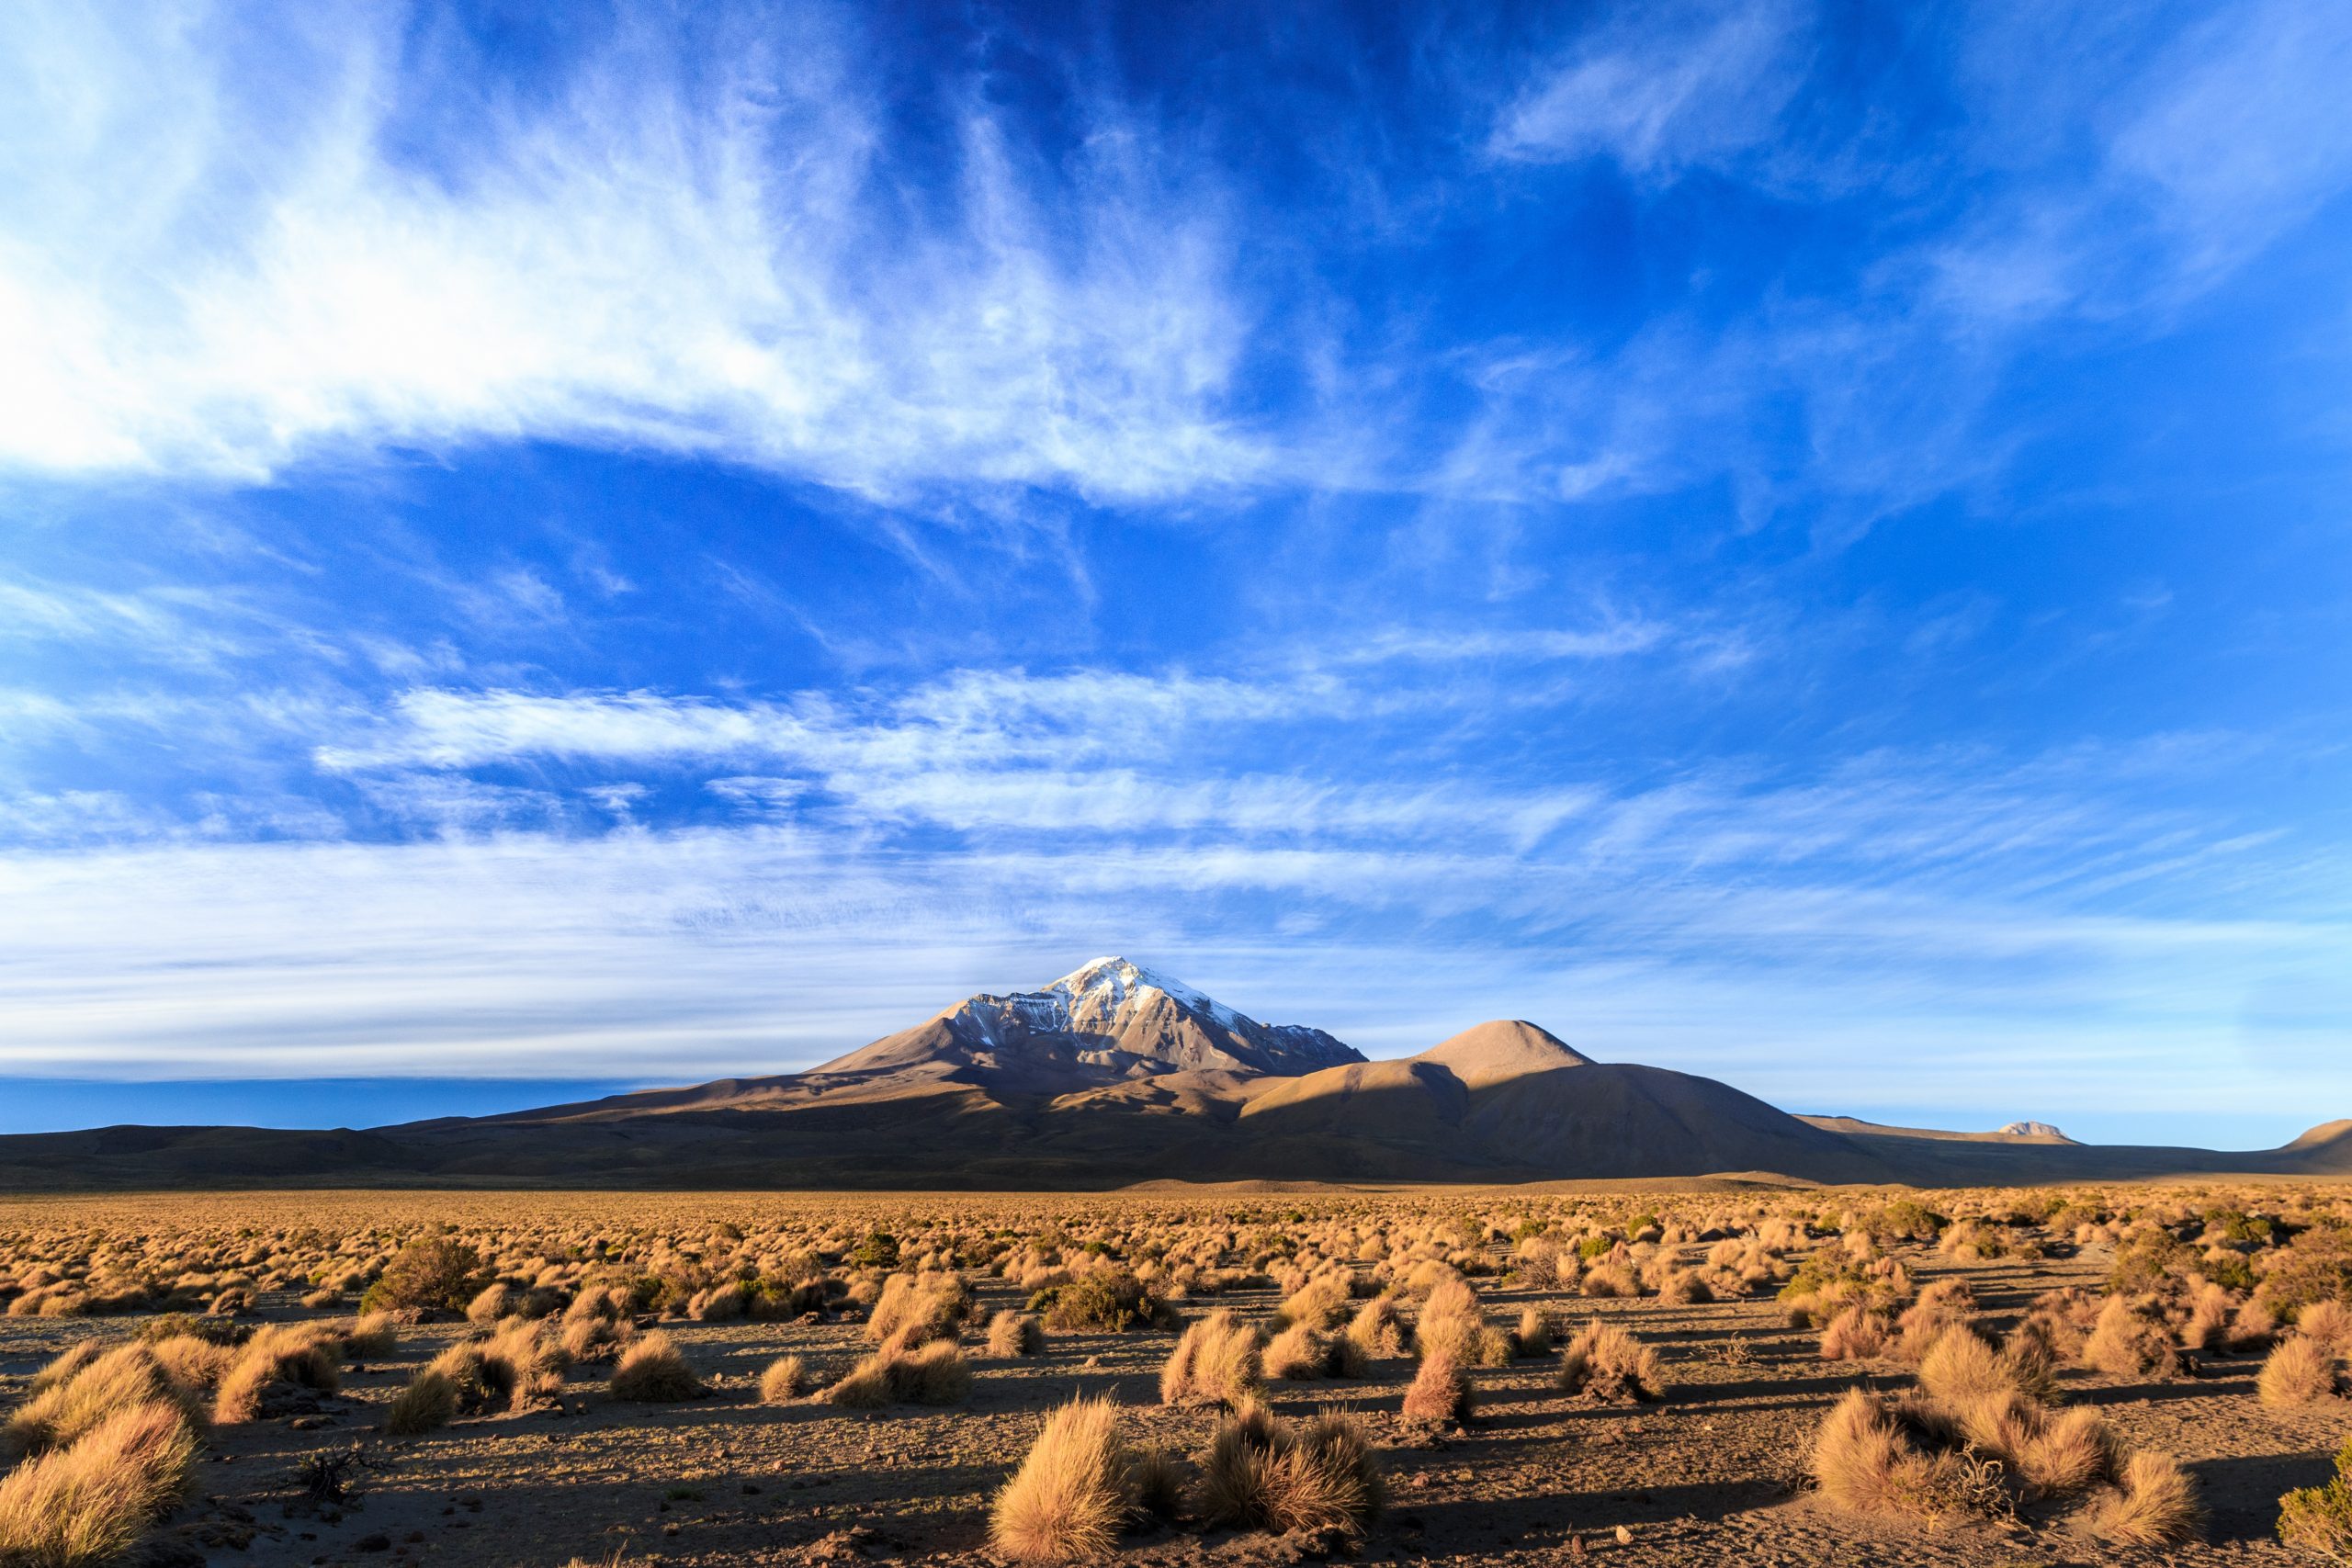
[1,960,2341,1190]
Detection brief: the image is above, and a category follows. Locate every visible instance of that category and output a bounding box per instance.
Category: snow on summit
[1045,957,1240,1029]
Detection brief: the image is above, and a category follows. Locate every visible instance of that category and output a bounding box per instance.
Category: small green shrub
[359,1238,485,1315]
[2279,1437,2352,1562]
[1029,1272,1167,1332]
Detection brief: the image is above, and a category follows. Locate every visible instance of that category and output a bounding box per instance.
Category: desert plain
[4,1180,2352,1568]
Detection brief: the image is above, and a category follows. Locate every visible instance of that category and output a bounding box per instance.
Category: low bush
[1029,1272,1167,1333]
[360,1237,486,1315]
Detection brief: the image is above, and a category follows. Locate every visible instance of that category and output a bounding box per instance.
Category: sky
[3,0,2351,1146]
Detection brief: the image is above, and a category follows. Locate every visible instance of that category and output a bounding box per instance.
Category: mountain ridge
[0,959,2343,1190]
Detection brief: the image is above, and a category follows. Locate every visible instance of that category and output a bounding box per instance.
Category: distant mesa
[0,957,2340,1190]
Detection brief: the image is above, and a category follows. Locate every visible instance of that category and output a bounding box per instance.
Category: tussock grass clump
[2278,1436,2352,1562]
[28,1340,109,1393]
[825,1340,970,1407]
[2082,1296,2180,1381]
[1917,1327,2025,1407]
[1579,1263,1638,1299]
[482,1319,570,1410]
[868,1271,972,1348]
[1949,1390,2116,1500]
[1276,1276,1352,1333]
[147,1335,234,1395]
[385,1369,461,1435]
[213,1325,342,1424]
[825,1354,896,1409]
[891,1339,972,1404]
[424,1343,498,1411]
[1657,1268,1713,1305]
[1893,1280,1977,1362]
[987,1310,1045,1358]
[1819,1306,1891,1361]
[1400,1350,1470,1425]
[609,1332,704,1402]
[343,1312,398,1359]
[4,1343,207,1461]
[989,1396,1154,1562]
[466,1283,516,1325]
[1197,1399,1381,1538]
[758,1356,808,1404]
[1556,1320,1662,1404]
[1510,1307,1553,1358]
[1810,1388,1987,1523]
[0,1401,200,1567]
[2258,1335,2342,1408]
[1160,1310,1263,1406]
[1344,1295,1409,1360]
[561,1310,634,1363]
[1265,1322,1363,1381]
[1414,1279,1510,1368]
[2084,1450,2201,1546]
[2299,1299,2352,1356]
[1812,1366,2196,1540]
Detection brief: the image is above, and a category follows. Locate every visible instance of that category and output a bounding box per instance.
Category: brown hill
[1242,1021,1885,1182]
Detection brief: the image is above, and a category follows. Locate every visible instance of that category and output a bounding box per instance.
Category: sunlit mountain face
[4,0,2352,1145]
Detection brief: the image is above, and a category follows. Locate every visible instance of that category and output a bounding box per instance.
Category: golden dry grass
[989,1396,1135,1563]
[1399,1348,1469,1424]
[1197,1399,1380,1537]
[0,1402,198,1567]
[1159,1309,1262,1406]
[608,1331,703,1402]
[2257,1334,2340,1407]
[2084,1450,2202,1546]
[757,1355,808,1403]
[1556,1318,1662,1404]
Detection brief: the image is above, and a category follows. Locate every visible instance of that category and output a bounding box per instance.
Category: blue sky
[4,0,2351,1145]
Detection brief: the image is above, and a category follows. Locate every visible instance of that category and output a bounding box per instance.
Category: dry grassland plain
[4,1183,2352,1568]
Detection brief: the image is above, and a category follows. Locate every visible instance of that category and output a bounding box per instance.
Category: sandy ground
[4,1235,2348,1568]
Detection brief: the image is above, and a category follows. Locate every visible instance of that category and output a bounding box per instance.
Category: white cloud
[0,1,1264,501]
[2108,0,2352,287]
[1490,0,1811,176]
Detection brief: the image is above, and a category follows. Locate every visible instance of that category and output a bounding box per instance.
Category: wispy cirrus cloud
[0,2,1264,501]
[1488,0,1814,177]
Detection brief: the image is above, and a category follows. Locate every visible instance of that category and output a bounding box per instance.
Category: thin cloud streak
[0,2,1265,501]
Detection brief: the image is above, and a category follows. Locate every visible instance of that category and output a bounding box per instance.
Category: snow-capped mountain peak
[1043,956,1240,1031]
[881,956,1362,1080]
